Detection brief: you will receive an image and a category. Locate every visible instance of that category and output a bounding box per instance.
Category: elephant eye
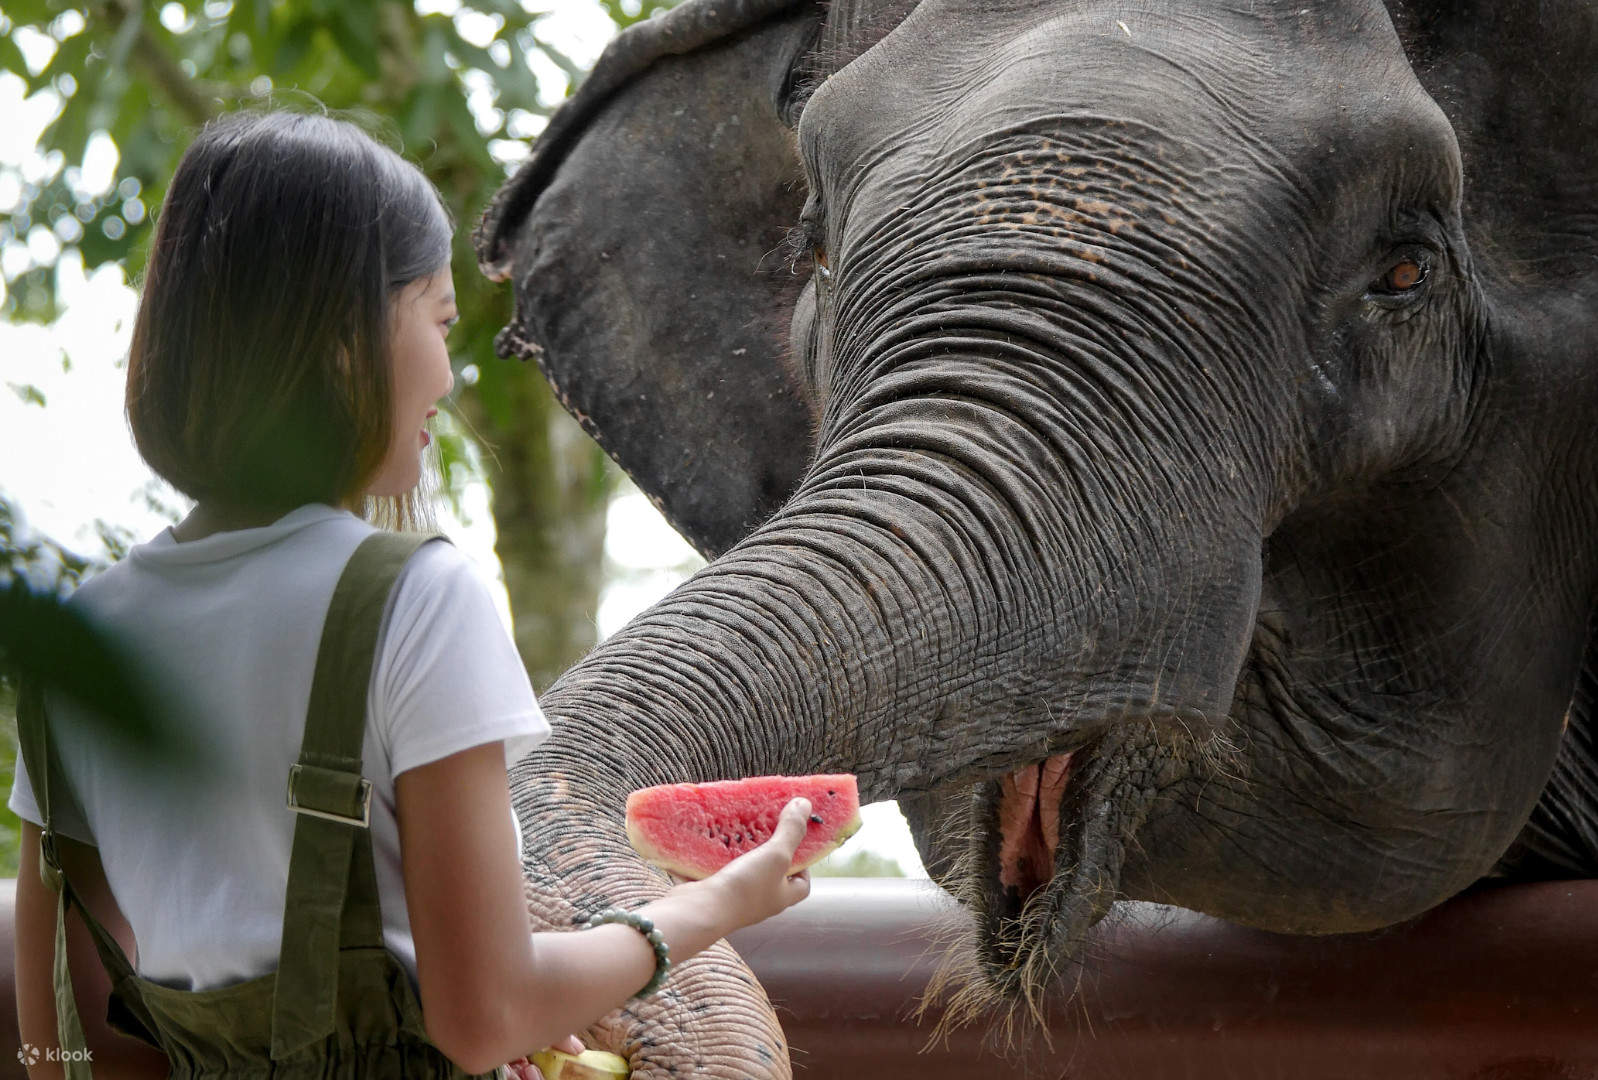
[813,245,831,280]
[1368,252,1431,300]
[1383,259,1426,291]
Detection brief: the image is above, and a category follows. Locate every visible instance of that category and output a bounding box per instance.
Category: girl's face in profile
[366,264,457,498]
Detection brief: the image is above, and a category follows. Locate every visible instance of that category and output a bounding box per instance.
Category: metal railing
[3,877,1596,1077]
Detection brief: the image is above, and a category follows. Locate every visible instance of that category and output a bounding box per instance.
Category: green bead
[583,908,672,999]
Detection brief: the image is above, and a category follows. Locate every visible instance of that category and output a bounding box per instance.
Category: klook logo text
[16,1041,93,1066]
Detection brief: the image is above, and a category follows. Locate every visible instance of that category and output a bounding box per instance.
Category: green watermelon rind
[625,774,863,880]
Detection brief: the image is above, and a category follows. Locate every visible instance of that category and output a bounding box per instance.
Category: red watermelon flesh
[625,774,862,880]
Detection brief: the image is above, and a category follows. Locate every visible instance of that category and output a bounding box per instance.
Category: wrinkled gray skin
[476,1,1598,1075]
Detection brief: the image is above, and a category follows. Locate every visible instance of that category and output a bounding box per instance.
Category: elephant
[473,0,1598,1075]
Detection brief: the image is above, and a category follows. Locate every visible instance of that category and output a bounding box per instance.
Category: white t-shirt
[7,504,549,992]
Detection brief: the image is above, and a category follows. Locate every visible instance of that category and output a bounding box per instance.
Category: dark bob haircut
[126,110,452,513]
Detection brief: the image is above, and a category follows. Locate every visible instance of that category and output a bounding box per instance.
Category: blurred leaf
[0,31,31,77]
[0,578,198,768]
[811,848,906,878]
[7,383,46,407]
[0,499,198,773]
[271,16,317,73]
[0,0,68,25]
[234,0,270,45]
[103,2,144,73]
[0,683,22,876]
[471,338,518,431]
[402,81,444,148]
[418,20,450,85]
[527,31,582,87]
[25,25,88,93]
[6,265,61,323]
[498,35,541,106]
[441,93,498,171]
[0,496,90,595]
[37,82,93,167]
[92,518,134,561]
[471,0,534,29]
[592,0,679,31]
[327,4,380,78]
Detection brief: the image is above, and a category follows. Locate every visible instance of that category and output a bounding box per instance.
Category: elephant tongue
[997,754,1075,896]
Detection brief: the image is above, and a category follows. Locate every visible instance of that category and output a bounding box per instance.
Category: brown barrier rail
[2,878,1596,1078]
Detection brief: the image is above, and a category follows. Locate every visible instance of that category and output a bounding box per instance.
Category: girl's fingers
[555,1034,586,1055]
[766,798,811,857]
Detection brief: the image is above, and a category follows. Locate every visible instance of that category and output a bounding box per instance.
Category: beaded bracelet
[584,908,672,998]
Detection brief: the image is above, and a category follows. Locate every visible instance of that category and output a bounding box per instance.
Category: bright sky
[0,0,928,877]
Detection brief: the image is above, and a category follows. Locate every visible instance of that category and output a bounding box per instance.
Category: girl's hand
[504,1034,585,1079]
[698,797,814,927]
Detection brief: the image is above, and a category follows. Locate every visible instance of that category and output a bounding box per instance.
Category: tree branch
[98,0,219,125]
[130,28,218,124]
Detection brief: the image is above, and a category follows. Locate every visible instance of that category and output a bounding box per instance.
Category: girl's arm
[14,822,170,1078]
[397,742,812,1075]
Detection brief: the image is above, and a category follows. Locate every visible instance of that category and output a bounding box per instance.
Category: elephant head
[476,0,1598,1071]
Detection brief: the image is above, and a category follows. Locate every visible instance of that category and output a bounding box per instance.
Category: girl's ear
[475,0,825,559]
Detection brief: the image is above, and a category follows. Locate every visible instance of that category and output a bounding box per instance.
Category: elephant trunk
[514,464,1061,1077]
[509,738,790,1080]
[517,315,1270,1062]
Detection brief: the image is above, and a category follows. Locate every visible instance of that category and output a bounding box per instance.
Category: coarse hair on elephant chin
[911,814,1093,1060]
[909,715,1245,1049]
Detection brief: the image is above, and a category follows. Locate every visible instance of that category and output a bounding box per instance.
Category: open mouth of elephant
[995,753,1076,903]
[977,734,1162,987]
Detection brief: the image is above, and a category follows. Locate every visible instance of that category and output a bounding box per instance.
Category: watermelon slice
[625,774,862,880]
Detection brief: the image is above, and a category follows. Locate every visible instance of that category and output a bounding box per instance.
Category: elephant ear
[474,0,825,559]
[1389,1,1598,288]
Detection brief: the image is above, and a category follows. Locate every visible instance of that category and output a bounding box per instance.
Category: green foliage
[0,495,198,872]
[0,0,687,871]
[0,682,18,877]
[0,0,679,513]
[811,848,907,878]
[0,499,93,873]
[593,0,679,31]
[7,381,47,406]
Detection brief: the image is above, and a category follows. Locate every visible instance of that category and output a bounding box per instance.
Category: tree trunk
[457,374,613,693]
[369,0,614,693]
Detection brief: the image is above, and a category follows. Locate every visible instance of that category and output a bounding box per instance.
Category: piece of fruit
[625,773,862,880]
[527,1048,630,1080]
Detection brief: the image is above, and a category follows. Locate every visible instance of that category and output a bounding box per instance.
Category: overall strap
[269,530,442,1061]
[15,676,145,1079]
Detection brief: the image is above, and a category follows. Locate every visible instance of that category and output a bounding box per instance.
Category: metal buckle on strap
[285,763,372,828]
[37,831,63,892]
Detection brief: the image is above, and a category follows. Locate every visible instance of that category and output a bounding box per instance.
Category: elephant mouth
[995,753,1076,903]
[976,735,1157,995]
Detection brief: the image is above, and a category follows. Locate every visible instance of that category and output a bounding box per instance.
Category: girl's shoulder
[68,504,370,615]
[386,536,507,632]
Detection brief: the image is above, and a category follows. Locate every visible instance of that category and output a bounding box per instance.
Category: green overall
[18,531,501,1078]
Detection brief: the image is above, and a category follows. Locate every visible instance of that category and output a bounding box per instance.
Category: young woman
[9,110,813,1079]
